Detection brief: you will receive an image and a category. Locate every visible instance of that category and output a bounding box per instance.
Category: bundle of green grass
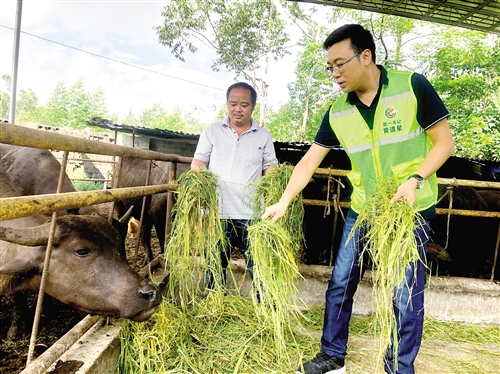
[164,169,227,308]
[351,177,427,372]
[248,163,305,355]
[118,165,308,372]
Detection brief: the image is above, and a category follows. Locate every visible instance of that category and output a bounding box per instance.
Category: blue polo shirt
[193,116,277,219]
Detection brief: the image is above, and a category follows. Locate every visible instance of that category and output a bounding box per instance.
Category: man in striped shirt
[191,82,277,288]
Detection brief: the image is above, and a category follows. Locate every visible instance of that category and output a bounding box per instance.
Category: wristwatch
[408,174,425,189]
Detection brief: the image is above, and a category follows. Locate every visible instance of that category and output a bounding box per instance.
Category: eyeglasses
[325,52,361,74]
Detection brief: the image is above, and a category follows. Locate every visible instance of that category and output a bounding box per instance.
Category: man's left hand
[390,178,418,206]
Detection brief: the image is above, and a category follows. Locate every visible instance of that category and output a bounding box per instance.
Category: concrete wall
[228,260,500,325]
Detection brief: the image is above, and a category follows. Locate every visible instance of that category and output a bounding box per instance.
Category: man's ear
[361,49,373,66]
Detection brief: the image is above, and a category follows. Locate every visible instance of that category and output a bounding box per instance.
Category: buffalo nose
[138,283,160,303]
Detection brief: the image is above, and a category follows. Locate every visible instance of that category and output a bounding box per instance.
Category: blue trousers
[321,212,430,374]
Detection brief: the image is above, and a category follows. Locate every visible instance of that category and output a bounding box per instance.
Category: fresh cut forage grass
[250,163,304,251]
[247,163,305,356]
[350,177,427,372]
[118,294,319,373]
[247,220,302,357]
[165,169,227,308]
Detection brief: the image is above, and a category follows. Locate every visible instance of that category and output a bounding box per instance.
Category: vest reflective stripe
[344,127,424,154]
[377,127,423,146]
[330,108,357,119]
[379,91,413,104]
[329,70,438,213]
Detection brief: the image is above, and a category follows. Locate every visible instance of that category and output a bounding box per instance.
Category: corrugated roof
[87,117,200,141]
[288,0,500,34]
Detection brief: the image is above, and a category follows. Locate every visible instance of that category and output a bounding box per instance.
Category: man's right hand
[261,201,289,223]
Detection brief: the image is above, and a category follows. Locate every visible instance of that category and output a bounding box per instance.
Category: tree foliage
[285,12,335,142]
[1,75,11,119]
[0,3,498,162]
[414,27,500,161]
[38,78,108,129]
[16,88,39,123]
[154,0,307,126]
[348,11,423,70]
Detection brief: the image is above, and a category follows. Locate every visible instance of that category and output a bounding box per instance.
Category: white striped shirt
[193,116,277,219]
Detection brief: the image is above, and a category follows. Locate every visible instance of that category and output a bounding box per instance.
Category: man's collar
[346,65,388,104]
[221,116,258,131]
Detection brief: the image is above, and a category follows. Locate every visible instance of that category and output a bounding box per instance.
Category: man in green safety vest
[262,24,455,374]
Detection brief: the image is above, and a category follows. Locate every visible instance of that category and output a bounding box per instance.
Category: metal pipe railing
[0,184,178,222]
[0,122,192,164]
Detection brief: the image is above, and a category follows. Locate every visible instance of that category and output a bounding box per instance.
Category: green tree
[154,0,306,127]
[140,102,167,129]
[40,81,68,127]
[286,11,336,142]
[183,111,208,134]
[0,90,9,119]
[267,101,302,142]
[40,78,108,129]
[339,10,428,70]
[139,103,191,132]
[1,74,11,92]
[163,107,189,132]
[0,74,11,119]
[414,27,500,161]
[16,88,39,122]
[122,109,140,126]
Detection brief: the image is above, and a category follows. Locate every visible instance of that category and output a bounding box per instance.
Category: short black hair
[226,82,257,106]
[323,24,376,63]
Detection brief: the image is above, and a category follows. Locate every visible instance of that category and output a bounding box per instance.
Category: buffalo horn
[118,205,134,224]
[0,223,60,246]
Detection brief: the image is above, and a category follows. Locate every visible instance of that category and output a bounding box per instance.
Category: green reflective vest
[329,70,438,213]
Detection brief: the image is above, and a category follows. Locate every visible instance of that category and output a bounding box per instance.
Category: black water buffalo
[0,144,131,246]
[0,144,83,215]
[477,189,500,212]
[115,158,189,263]
[0,172,162,339]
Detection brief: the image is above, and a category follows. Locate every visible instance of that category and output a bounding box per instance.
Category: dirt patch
[0,295,86,374]
[0,230,161,374]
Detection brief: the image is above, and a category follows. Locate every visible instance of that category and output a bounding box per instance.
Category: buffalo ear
[0,252,42,274]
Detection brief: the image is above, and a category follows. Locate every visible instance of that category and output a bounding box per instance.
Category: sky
[0,0,305,123]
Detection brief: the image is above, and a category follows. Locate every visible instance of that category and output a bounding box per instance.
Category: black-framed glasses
[325,52,361,74]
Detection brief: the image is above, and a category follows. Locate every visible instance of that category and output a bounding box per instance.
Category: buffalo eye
[75,248,93,257]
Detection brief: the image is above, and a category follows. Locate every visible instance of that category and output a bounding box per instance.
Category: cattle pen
[1,121,499,373]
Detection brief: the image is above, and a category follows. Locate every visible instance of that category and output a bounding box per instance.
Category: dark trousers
[206,219,253,288]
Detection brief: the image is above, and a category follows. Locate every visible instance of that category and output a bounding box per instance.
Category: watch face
[410,174,424,188]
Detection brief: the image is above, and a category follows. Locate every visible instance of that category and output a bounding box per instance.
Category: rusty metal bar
[165,161,177,250]
[435,207,500,218]
[64,158,117,164]
[0,184,178,222]
[491,222,500,281]
[437,177,500,189]
[302,199,350,209]
[134,160,152,262]
[301,198,500,218]
[312,167,500,189]
[328,180,342,266]
[0,122,192,164]
[70,178,112,182]
[107,156,123,224]
[26,151,69,365]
